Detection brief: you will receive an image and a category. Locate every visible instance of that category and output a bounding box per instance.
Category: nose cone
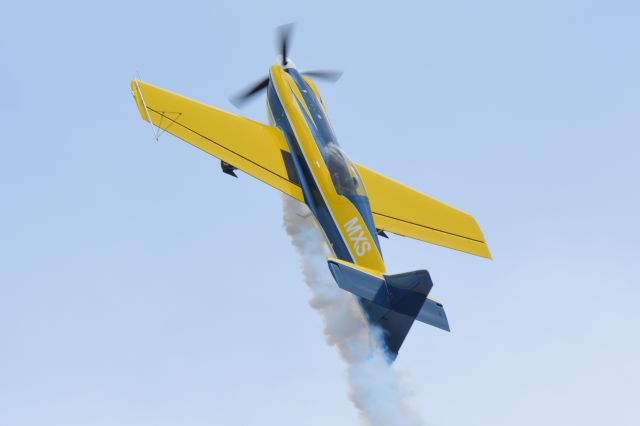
[275,55,294,67]
[283,58,297,69]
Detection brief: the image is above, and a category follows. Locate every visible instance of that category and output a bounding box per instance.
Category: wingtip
[130,80,148,122]
[482,245,493,260]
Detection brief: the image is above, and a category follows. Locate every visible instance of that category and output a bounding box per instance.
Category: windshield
[324,144,367,197]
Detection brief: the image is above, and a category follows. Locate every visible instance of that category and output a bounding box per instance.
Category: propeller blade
[229,77,269,108]
[277,23,295,65]
[231,24,341,108]
[302,70,344,82]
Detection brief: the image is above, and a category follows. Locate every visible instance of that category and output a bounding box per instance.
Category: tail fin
[327,258,449,360]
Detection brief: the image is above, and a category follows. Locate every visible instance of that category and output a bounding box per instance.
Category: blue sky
[1,1,639,425]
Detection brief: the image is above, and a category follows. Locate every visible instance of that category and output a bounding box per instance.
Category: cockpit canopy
[324,143,367,198]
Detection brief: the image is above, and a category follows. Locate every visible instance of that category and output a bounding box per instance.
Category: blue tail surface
[327,258,449,360]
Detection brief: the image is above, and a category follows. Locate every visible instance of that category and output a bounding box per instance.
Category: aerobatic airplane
[131,24,491,360]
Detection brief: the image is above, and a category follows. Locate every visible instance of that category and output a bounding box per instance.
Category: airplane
[130,24,491,361]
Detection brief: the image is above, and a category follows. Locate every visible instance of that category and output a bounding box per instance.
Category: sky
[1,0,639,425]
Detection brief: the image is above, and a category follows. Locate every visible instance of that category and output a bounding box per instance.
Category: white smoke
[282,196,423,426]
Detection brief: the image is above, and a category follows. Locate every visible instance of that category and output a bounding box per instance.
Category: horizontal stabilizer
[418,298,450,332]
[327,258,449,359]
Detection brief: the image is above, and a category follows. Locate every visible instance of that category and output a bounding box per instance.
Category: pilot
[325,148,351,194]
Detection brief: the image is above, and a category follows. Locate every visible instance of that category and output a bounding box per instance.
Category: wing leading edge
[355,164,491,259]
[130,80,303,202]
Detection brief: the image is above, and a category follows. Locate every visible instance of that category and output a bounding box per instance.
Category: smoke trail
[282,196,423,426]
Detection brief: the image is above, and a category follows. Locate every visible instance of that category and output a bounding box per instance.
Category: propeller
[300,70,343,82]
[229,23,343,108]
[278,23,294,65]
[229,77,269,108]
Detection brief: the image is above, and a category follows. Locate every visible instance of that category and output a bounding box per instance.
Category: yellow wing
[131,80,303,201]
[355,164,491,259]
